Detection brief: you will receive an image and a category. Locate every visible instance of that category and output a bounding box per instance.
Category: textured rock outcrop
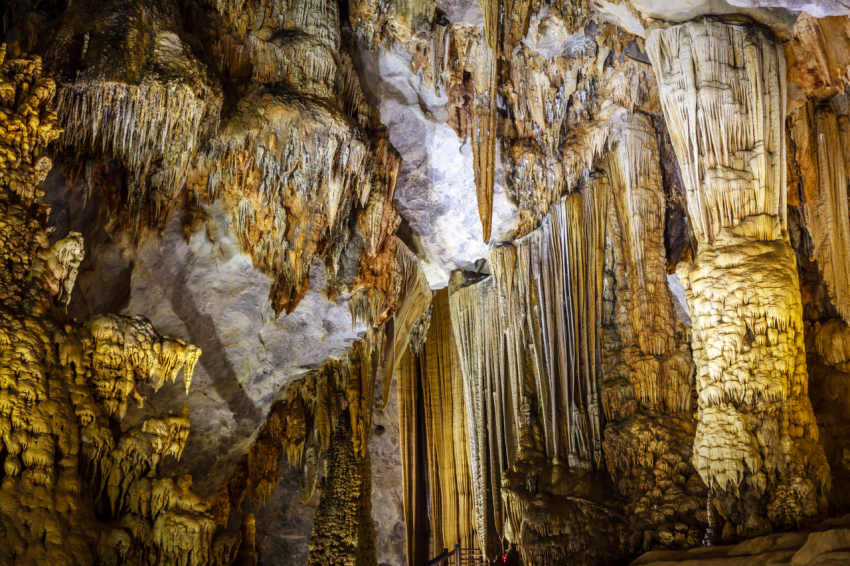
[9,0,850,563]
[630,513,850,566]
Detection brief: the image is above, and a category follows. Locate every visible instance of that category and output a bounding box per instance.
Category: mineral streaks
[449,189,614,560]
[648,20,830,534]
[790,102,850,323]
[647,19,788,245]
[396,289,476,564]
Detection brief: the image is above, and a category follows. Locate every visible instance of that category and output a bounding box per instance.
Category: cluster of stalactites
[646,18,788,244]
[396,289,477,565]
[46,0,223,234]
[449,187,608,552]
[192,0,402,316]
[39,0,402,320]
[84,314,201,419]
[791,102,850,324]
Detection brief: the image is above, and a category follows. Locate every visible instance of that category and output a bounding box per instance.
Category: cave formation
[6,0,850,565]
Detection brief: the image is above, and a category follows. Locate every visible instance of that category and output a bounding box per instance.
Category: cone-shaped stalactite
[240,237,431,565]
[647,19,831,535]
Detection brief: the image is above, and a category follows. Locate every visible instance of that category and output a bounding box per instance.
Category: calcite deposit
[6,0,850,564]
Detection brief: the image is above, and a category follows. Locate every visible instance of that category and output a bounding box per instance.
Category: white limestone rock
[358,42,518,289]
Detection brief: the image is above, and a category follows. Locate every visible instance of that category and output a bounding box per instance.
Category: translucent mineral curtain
[397,290,477,565]
[449,186,607,552]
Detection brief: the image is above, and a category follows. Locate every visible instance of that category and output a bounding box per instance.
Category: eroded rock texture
[600,112,704,555]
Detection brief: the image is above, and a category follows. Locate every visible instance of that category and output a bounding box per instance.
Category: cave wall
[6,0,850,564]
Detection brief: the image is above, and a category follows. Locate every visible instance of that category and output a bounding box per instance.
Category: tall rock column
[600,112,704,554]
[647,19,830,537]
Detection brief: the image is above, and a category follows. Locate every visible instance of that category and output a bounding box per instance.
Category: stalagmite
[600,111,703,554]
[239,238,430,564]
[648,19,831,535]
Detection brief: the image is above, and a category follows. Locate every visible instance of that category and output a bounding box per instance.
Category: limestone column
[647,19,830,536]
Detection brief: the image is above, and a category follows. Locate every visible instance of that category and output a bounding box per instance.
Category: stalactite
[647,19,788,245]
[647,19,831,536]
[381,238,434,407]
[397,289,476,562]
[472,33,498,244]
[45,0,222,234]
[0,44,244,566]
[449,187,611,557]
[791,102,850,323]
